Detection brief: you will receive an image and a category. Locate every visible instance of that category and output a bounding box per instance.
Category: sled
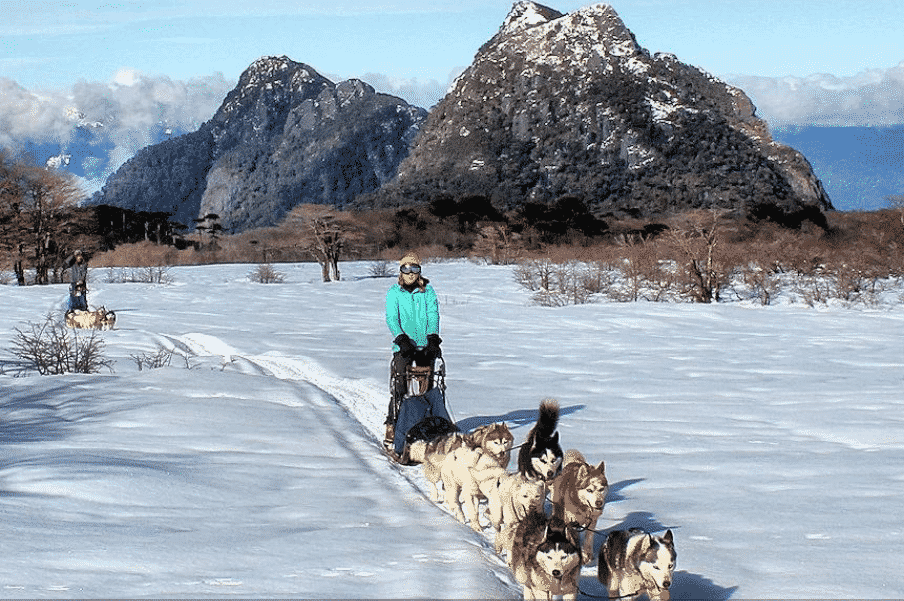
[388,356,458,464]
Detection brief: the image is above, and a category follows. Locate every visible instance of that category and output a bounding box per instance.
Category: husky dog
[410,430,471,503]
[440,422,513,530]
[101,308,116,330]
[399,416,459,465]
[518,399,564,483]
[549,449,609,562]
[510,511,582,600]
[482,469,546,532]
[478,469,547,558]
[65,306,116,330]
[598,528,676,601]
[469,463,547,555]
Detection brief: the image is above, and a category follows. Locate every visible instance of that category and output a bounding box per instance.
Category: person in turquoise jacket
[384,251,441,447]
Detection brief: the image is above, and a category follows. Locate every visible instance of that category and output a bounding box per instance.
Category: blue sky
[3,0,902,91]
[0,0,902,132]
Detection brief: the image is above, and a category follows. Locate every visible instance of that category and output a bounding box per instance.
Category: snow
[2,260,903,598]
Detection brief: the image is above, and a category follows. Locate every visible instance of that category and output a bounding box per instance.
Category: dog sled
[386,356,458,464]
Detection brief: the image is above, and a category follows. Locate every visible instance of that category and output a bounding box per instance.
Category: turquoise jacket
[386,281,440,351]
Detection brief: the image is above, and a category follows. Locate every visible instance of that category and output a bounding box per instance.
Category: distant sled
[65,307,117,330]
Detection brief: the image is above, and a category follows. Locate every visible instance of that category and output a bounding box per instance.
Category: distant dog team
[65,306,116,330]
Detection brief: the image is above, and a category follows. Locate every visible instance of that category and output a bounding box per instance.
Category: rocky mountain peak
[494,2,640,66]
[92,56,426,232]
[381,2,832,219]
[498,1,563,35]
[212,56,331,131]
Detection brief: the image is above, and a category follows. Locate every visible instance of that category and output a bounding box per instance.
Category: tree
[284,204,362,282]
[667,208,733,303]
[0,152,89,285]
[887,194,904,226]
[472,223,522,264]
[193,213,223,249]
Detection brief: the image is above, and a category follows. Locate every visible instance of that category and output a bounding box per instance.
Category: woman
[66,250,89,311]
[384,251,441,448]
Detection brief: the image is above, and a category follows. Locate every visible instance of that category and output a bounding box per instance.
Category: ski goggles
[400,264,421,274]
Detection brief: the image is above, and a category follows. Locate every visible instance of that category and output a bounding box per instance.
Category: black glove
[394,334,416,358]
[426,333,442,358]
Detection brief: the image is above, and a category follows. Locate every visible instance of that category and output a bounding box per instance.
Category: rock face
[373,1,833,218]
[92,57,426,232]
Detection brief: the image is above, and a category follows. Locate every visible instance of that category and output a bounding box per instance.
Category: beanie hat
[399,251,421,266]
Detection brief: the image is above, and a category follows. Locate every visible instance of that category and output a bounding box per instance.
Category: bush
[130,345,176,371]
[105,266,174,284]
[368,260,394,278]
[248,263,285,284]
[10,314,114,375]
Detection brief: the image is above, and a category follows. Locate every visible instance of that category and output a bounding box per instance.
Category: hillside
[91,57,426,232]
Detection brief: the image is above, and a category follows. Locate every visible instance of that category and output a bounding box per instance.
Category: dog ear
[663,529,673,544]
[551,431,559,444]
[576,463,589,480]
[596,460,605,472]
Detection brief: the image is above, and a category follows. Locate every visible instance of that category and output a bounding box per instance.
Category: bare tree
[667,209,732,303]
[0,153,88,285]
[284,204,362,282]
[472,223,522,264]
[11,313,113,375]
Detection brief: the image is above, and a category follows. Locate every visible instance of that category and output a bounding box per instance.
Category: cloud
[0,71,233,193]
[727,61,904,127]
[0,79,72,147]
[357,72,457,109]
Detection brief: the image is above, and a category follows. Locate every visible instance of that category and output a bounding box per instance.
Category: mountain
[363,1,833,222]
[91,57,426,232]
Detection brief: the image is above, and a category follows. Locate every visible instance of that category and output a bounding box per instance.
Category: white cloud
[357,72,455,109]
[112,68,141,87]
[0,71,233,194]
[727,61,904,127]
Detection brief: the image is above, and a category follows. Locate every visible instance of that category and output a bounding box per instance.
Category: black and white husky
[517,399,564,482]
[510,511,582,600]
[598,528,676,601]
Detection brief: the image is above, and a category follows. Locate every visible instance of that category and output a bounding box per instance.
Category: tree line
[0,152,193,285]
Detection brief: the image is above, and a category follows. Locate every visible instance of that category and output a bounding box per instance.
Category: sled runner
[388,356,458,464]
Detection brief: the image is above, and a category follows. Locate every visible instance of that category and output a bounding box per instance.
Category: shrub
[248,263,285,284]
[130,346,176,371]
[515,259,600,306]
[10,314,114,375]
[105,266,174,284]
[368,260,394,278]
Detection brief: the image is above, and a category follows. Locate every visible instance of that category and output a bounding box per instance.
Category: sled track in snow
[159,334,595,591]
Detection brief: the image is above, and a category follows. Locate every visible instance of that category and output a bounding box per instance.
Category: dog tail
[535,398,560,439]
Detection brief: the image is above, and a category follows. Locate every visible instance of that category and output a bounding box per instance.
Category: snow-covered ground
[1,260,902,599]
